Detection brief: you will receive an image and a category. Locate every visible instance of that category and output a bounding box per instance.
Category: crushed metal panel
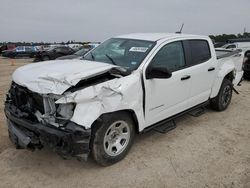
[56,72,145,130]
[12,60,117,95]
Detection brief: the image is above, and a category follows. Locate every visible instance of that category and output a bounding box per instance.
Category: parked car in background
[5,33,243,166]
[214,42,226,48]
[88,42,100,49]
[2,46,38,58]
[219,42,250,50]
[0,44,16,54]
[34,46,75,62]
[41,44,66,51]
[56,46,93,60]
[67,43,83,51]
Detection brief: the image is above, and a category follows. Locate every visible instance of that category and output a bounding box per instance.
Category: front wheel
[91,112,135,166]
[210,79,233,111]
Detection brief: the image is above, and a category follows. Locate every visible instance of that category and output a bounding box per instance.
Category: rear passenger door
[183,40,217,108]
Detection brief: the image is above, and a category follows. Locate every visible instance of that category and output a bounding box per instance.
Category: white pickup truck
[5,33,243,166]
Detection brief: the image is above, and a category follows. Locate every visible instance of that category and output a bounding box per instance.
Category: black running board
[142,101,209,134]
[188,106,206,117]
[153,120,176,133]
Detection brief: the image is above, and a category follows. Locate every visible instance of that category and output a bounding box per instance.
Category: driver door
[144,41,192,127]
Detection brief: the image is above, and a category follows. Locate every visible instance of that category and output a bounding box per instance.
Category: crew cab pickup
[4,33,243,166]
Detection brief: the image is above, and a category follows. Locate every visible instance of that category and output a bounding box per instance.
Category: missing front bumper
[5,103,91,161]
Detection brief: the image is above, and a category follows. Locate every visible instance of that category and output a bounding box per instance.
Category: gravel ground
[0,57,249,188]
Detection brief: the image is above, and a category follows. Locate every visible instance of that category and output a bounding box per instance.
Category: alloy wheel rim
[222,85,232,107]
[103,120,130,156]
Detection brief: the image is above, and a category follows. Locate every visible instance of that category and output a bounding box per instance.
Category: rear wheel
[91,112,135,166]
[210,79,233,111]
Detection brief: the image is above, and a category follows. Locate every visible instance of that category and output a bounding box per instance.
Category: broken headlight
[56,103,75,120]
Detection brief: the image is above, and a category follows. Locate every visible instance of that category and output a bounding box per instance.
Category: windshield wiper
[105,54,117,65]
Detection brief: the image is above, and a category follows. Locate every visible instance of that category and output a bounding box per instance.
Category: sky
[0,0,249,42]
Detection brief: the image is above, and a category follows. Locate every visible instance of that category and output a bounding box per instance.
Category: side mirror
[146,66,172,79]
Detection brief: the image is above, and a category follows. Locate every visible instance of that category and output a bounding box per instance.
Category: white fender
[210,61,235,98]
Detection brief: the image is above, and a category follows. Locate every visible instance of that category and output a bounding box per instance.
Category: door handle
[208,67,215,72]
[181,75,191,81]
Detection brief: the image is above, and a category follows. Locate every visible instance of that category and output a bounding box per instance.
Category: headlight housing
[56,103,75,120]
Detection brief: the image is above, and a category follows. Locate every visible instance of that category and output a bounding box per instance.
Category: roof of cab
[115,33,207,42]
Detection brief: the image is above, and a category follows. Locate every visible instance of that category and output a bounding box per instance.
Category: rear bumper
[5,103,91,161]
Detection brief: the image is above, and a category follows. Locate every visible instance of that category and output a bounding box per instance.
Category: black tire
[91,112,135,166]
[210,79,233,111]
[42,56,50,61]
[243,71,250,80]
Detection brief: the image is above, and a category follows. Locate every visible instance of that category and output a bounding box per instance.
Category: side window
[25,47,32,52]
[226,44,236,49]
[16,46,24,51]
[150,41,185,72]
[188,40,211,65]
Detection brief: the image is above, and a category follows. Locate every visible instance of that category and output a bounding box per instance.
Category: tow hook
[233,87,239,95]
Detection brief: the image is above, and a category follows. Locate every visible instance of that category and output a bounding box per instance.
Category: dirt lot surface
[0,57,249,188]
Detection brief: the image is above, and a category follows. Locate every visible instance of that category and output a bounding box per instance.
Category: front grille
[8,82,44,114]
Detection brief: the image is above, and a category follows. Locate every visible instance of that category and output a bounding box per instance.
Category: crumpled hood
[12,60,116,95]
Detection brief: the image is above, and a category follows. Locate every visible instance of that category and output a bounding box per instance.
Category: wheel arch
[224,71,234,82]
[92,109,140,134]
[210,69,235,99]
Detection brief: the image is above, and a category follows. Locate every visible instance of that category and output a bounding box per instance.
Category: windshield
[84,38,155,70]
[75,48,90,56]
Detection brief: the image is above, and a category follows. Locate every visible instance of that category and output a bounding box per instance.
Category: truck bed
[216,49,243,85]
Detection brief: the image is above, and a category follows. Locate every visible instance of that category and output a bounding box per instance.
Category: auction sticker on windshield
[129,47,148,53]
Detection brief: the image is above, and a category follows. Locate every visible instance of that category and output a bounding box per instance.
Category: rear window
[188,40,211,65]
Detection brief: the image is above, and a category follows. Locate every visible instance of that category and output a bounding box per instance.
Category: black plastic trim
[142,101,209,133]
[140,74,146,117]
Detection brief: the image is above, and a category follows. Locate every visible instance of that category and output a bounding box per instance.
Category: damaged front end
[4,82,91,160]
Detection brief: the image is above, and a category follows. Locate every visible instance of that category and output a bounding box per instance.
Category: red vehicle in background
[0,44,16,54]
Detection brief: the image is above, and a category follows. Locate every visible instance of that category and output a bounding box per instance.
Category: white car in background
[67,43,83,50]
[220,42,250,50]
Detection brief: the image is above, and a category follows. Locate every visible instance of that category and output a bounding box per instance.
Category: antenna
[176,23,184,34]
